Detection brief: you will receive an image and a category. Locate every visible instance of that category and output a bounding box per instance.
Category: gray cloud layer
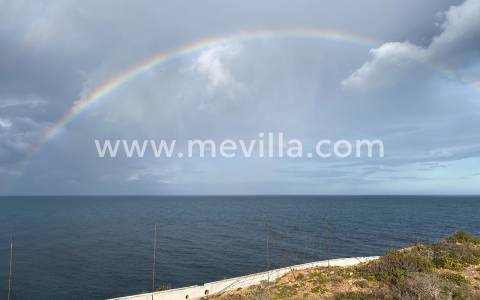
[0,0,478,194]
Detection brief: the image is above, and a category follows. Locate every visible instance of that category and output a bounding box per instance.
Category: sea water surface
[0,196,479,299]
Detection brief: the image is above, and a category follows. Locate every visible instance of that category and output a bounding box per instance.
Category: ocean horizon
[1,195,479,299]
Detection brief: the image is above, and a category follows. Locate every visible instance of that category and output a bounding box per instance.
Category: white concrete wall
[109,256,379,300]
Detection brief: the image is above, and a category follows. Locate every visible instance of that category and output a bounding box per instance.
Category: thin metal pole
[266,222,270,282]
[152,224,157,293]
[265,221,271,297]
[8,236,14,300]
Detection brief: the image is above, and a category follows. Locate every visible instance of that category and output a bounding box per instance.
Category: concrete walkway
[109,256,379,300]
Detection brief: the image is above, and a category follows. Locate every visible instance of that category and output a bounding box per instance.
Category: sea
[0,196,479,299]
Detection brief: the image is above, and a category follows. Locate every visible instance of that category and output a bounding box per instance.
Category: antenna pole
[152,224,158,293]
[8,236,14,300]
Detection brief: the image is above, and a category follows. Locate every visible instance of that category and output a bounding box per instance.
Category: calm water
[0,196,479,299]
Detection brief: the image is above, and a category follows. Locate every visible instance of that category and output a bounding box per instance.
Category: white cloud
[0,97,47,109]
[127,167,175,184]
[0,118,12,128]
[341,42,427,91]
[192,44,242,95]
[342,0,480,92]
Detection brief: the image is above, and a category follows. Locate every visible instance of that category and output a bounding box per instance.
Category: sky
[0,0,479,195]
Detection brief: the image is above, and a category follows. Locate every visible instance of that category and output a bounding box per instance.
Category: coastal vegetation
[210,231,480,299]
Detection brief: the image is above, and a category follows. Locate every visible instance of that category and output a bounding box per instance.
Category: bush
[450,287,475,300]
[310,286,327,294]
[334,291,371,300]
[336,267,356,279]
[433,256,465,271]
[155,283,172,291]
[354,280,369,288]
[446,231,480,245]
[272,284,298,298]
[371,272,475,300]
[251,290,271,300]
[431,241,480,267]
[388,272,444,300]
[307,270,326,285]
[360,250,433,283]
[441,273,467,286]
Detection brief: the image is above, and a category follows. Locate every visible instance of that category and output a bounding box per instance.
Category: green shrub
[360,250,433,283]
[336,267,356,279]
[441,273,467,286]
[310,286,327,294]
[251,290,271,300]
[307,270,326,285]
[155,283,172,291]
[334,291,370,300]
[272,284,298,299]
[363,274,376,281]
[354,280,369,288]
[446,231,480,245]
[451,288,470,300]
[431,237,480,268]
[433,256,465,271]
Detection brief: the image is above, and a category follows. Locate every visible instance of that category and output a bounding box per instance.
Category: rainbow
[42,28,381,143]
[42,28,479,147]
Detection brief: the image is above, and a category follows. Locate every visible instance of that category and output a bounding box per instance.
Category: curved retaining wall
[109,256,379,300]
